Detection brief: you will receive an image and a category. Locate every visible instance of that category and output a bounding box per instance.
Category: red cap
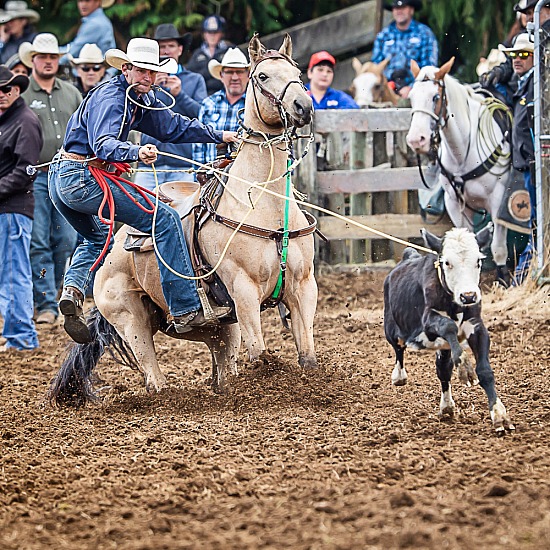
[308,51,336,70]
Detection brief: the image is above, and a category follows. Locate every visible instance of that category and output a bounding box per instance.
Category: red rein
[88,162,158,271]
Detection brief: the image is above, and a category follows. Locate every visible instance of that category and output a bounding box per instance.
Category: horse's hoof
[299,353,318,369]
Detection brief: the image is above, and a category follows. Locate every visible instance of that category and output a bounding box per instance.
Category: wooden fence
[294,108,452,266]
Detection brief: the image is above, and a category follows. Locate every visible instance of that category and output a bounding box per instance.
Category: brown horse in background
[350,58,400,107]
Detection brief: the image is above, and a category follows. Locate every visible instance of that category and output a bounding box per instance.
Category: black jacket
[511,70,535,172]
[0,97,43,219]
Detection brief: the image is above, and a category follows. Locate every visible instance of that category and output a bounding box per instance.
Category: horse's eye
[258,73,268,82]
[433,93,441,103]
[445,260,452,269]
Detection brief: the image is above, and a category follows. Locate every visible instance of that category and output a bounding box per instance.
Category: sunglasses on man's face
[80,65,103,72]
[0,85,12,94]
[509,51,532,59]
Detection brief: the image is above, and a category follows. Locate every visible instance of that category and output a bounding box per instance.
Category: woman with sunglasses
[69,43,108,98]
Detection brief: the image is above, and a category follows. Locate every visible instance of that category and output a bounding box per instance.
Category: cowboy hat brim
[105,48,178,73]
[0,8,40,24]
[18,41,62,68]
[384,0,422,10]
[68,54,107,66]
[208,59,250,80]
[0,72,29,93]
[102,0,116,8]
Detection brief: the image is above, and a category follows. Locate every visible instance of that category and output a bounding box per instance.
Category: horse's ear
[410,59,420,79]
[249,33,265,65]
[378,57,391,74]
[279,33,292,59]
[434,57,455,80]
[421,228,443,253]
[475,222,494,251]
[352,57,363,76]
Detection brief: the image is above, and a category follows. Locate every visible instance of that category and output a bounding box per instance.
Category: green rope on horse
[271,159,292,299]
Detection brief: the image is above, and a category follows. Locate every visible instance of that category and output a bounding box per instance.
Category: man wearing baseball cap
[306,51,359,110]
[372,0,438,83]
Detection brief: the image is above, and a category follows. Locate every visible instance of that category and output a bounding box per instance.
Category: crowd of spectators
[0,0,543,348]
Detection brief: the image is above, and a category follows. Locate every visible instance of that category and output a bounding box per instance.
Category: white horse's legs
[491,222,508,267]
[284,274,318,368]
[95,275,167,393]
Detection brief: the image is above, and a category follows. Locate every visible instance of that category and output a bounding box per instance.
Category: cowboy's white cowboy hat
[105,38,178,73]
[0,1,40,25]
[476,48,506,76]
[18,33,62,68]
[69,43,106,66]
[102,0,116,8]
[499,33,535,54]
[208,47,250,80]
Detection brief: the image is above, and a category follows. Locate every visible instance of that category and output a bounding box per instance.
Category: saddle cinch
[124,160,238,326]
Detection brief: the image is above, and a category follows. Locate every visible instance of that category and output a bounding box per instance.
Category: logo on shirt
[409,37,421,45]
[28,100,47,110]
[327,100,339,107]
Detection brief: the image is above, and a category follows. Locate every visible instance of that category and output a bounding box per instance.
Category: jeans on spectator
[514,170,535,285]
[134,164,194,191]
[31,171,78,315]
[48,158,200,316]
[0,214,39,350]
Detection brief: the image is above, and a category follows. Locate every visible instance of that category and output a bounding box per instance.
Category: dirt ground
[1,270,549,549]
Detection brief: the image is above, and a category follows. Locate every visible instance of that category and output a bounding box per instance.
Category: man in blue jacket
[305,51,359,110]
[135,24,207,189]
[48,38,238,343]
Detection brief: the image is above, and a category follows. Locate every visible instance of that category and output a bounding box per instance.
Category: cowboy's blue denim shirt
[63,75,223,162]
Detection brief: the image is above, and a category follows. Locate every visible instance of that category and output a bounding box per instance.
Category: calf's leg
[436,350,455,417]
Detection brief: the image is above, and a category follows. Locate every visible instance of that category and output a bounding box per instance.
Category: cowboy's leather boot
[172,302,231,334]
[59,286,92,344]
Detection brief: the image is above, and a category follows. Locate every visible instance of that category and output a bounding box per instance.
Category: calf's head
[422,224,493,306]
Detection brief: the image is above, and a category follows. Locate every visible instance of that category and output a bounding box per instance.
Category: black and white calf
[383,224,514,434]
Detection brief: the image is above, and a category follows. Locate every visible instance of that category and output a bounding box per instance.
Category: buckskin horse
[350,58,400,108]
[406,58,512,284]
[49,34,317,407]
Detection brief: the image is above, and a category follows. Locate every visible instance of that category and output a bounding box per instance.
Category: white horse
[406,58,512,283]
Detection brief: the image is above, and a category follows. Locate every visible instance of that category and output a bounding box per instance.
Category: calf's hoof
[391,365,408,386]
[491,398,515,435]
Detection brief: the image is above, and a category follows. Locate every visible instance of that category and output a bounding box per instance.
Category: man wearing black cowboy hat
[372,0,438,83]
[0,65,43,350]
[135,23,208,189]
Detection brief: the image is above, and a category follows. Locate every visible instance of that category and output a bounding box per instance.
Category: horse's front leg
[443,182,472,230]
[283,273,318,369]
[231,274,266,363]
[491,222,509,285]
[205,323,241,393]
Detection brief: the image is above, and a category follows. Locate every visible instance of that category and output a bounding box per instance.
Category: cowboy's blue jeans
[0,214,39,350]
[31,171,78,315]
[48,159,200,317]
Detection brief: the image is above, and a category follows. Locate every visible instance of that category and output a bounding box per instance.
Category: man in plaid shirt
[372,0,438,84]
[193,47,249,168]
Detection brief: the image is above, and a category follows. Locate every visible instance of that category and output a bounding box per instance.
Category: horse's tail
[47,307,138,409]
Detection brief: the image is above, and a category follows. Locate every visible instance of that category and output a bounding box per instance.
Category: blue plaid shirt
[372,20,438,82]
[193,90,246,166]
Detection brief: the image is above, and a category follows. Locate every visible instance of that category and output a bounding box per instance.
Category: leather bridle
[249,50,306,129]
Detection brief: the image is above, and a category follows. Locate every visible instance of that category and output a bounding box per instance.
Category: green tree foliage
[423,0,517,81]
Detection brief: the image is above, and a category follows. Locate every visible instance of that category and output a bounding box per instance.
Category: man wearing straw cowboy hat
[49,37,239,343]
[19,33,82,327]
[0,66,42,351]
[69,43,109,98]
[0,1,40,64]
[60,0,116,66]
[193,47,249,168]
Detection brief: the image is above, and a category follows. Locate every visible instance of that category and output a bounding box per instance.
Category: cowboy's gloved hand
[479,66,504,88]
[139,144,158,164]
[222,131,240,143]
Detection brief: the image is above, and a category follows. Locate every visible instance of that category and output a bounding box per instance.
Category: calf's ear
[421,228,443,253]
[475,222,494,251]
